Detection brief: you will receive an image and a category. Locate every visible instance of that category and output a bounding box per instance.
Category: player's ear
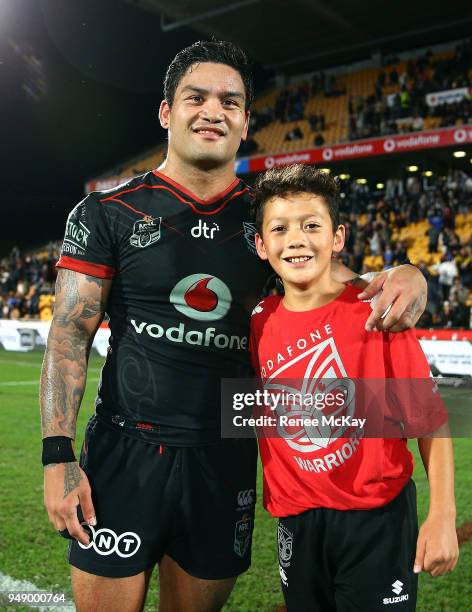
[241,110,250,141]
[255,232,269,260]
[332,224,345,254]
[159,100,171,129]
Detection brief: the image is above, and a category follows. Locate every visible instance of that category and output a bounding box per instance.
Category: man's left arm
[331,261,427,332]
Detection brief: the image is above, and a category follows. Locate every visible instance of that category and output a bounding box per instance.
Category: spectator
[285,126,303,141]
[435,255,459,301]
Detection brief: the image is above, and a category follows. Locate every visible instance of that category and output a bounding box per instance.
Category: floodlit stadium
[1,1,471,610]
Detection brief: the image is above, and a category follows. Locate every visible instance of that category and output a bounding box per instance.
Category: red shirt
[249,284,446,517]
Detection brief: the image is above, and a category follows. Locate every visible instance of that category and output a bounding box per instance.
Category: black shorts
[68,416,257,579]
[278,480,418,612]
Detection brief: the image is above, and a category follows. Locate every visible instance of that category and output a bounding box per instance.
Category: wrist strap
[42,436,76,466]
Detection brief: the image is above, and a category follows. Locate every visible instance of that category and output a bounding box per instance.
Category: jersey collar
[153,170,240,205]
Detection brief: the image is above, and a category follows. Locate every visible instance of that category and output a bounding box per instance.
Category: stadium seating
[249,46,462,155]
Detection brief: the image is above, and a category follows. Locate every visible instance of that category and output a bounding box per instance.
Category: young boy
[249,164,458,611]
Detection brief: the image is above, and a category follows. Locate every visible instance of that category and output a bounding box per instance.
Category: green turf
[0,351,471,611]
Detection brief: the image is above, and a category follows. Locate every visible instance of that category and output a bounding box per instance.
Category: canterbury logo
[237,489,254,506]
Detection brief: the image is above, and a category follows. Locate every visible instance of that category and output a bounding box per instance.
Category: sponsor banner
[237,126,472,173]
[420,339,472,376]
[0,319,109,356]
[426,87,471,108]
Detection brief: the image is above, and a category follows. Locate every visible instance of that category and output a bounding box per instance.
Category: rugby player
[40,41,428,612]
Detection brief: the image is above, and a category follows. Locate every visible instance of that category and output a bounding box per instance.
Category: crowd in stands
[239,72,342,154]
[348,39,472,141]
[237,38,472,157]
[1,172,470,330]
[0,242,60,320]
[337,169,472,329]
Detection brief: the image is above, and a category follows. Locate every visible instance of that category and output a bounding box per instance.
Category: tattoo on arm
[40,270,108,439]
[63,462,83,498]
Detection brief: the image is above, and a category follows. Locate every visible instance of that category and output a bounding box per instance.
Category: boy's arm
[415,426,459,576]
[385,329,458,577]
[330,260,427,333]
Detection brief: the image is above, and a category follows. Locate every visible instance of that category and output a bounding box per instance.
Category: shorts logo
[279,565,288,587]
[382,579,409,605]
[278,524,293,568]
[170,274,232,321]
[130,216,161,248]
[234,515,252,558]
[391,580,403,595]
[243,222,257,255]
[78,525,141,558]
[237,489,254,507]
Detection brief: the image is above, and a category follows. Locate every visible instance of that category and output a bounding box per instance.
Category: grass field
[0,350,471,611]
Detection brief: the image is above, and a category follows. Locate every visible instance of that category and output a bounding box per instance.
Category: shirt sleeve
[56,193,116,279]
[384,329,448,437]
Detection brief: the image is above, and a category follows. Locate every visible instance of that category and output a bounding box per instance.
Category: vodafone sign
[236,126,472,174]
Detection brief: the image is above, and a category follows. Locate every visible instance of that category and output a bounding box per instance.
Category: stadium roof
[123,0,472,74]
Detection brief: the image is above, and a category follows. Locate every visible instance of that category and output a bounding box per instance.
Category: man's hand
[44,462,96,545]
[414,513,459,576]
[357,265,427,332]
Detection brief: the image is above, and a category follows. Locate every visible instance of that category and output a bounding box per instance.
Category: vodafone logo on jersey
[170,274,232,321]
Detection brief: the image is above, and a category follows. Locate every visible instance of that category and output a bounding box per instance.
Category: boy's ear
[332,224,346,254]
[255,232,268,260]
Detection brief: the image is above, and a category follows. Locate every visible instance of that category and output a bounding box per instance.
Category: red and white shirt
[249,284,447,517]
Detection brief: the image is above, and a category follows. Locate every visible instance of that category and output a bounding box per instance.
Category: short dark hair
[252,164,340,233]
[164,40,254,110]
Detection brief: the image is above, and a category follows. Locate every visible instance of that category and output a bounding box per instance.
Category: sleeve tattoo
[40,270,106,439]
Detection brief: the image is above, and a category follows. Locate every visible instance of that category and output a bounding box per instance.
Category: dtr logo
[191,220,220,239]
[170,274,232,321]
[78,525,141,558]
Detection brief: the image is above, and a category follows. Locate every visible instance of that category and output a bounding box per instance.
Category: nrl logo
[234,515,252,558]
[130,216,162,248]
[242,222,257,255]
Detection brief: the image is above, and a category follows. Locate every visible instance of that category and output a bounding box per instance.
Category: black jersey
[57,170,270,444]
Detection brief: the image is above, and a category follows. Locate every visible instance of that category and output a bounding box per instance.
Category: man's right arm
[40,269,111,544]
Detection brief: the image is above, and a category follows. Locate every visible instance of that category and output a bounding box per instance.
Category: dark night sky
[0,0,202,254]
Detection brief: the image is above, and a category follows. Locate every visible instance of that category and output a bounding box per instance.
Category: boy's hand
[357,264,427,332]
[414,514,459,576]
